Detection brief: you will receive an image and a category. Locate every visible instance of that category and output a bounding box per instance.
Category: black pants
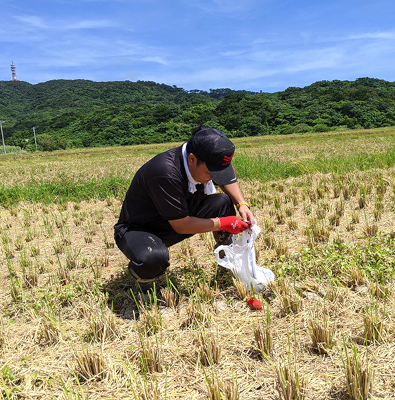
[115,193,235,280]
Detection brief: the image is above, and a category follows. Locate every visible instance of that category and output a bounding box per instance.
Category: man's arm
[169,214,250,235]
[168,216,220,235]
[169,182,255,234]
[220,182,256,224]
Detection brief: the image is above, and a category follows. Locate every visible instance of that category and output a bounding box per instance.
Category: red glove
[218,216,249,234]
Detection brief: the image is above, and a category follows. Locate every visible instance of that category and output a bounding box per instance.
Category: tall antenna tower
[11,61,18,81]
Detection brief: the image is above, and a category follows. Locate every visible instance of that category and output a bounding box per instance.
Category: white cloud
[219,49,248,57]
[348,32,395,40]
[147,64,279,90]
[309,30,395,45]
[15,15,116,32]
[141,56,168,65]
[15,15,47,29]
[65,20,117,30]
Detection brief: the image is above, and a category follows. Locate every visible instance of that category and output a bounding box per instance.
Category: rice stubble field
[0,128,395,399]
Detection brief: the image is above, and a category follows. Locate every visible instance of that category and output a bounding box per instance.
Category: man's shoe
[127,263,161,304]
[128,262,166,283]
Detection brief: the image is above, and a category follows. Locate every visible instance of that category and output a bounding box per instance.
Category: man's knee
[217,193,235,215]
[116,231,170,281]
[195,193,235,220]
[209,193,236,218]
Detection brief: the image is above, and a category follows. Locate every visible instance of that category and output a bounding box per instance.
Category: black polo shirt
[114,145,207,238]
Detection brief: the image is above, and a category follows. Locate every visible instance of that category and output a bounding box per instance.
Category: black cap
[186,128,237,185]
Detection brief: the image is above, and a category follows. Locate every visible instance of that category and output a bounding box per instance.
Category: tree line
[0,77,394,151]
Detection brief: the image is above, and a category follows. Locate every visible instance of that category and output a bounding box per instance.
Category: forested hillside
[0,77,394,151]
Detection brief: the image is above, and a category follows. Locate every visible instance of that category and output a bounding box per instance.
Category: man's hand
[238,204,256,226]
[218,216,250,234]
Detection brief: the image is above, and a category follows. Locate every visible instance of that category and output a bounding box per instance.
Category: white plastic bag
[214,225,275,292]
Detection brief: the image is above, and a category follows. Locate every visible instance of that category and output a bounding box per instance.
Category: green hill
[0,77,394,151]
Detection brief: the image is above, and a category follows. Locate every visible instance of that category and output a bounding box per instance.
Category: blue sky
[1,0,394,92]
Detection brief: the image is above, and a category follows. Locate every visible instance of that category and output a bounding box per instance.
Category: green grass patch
[3,145,395,206]
[0,176,131,207]
[271,235,395,283]
[234,147,395,181]
[1,128,395,206]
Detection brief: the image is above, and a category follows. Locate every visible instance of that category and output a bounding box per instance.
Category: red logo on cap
[222,154,233,166]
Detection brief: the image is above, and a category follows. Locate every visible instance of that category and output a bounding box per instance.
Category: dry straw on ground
[1,189,394,398]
